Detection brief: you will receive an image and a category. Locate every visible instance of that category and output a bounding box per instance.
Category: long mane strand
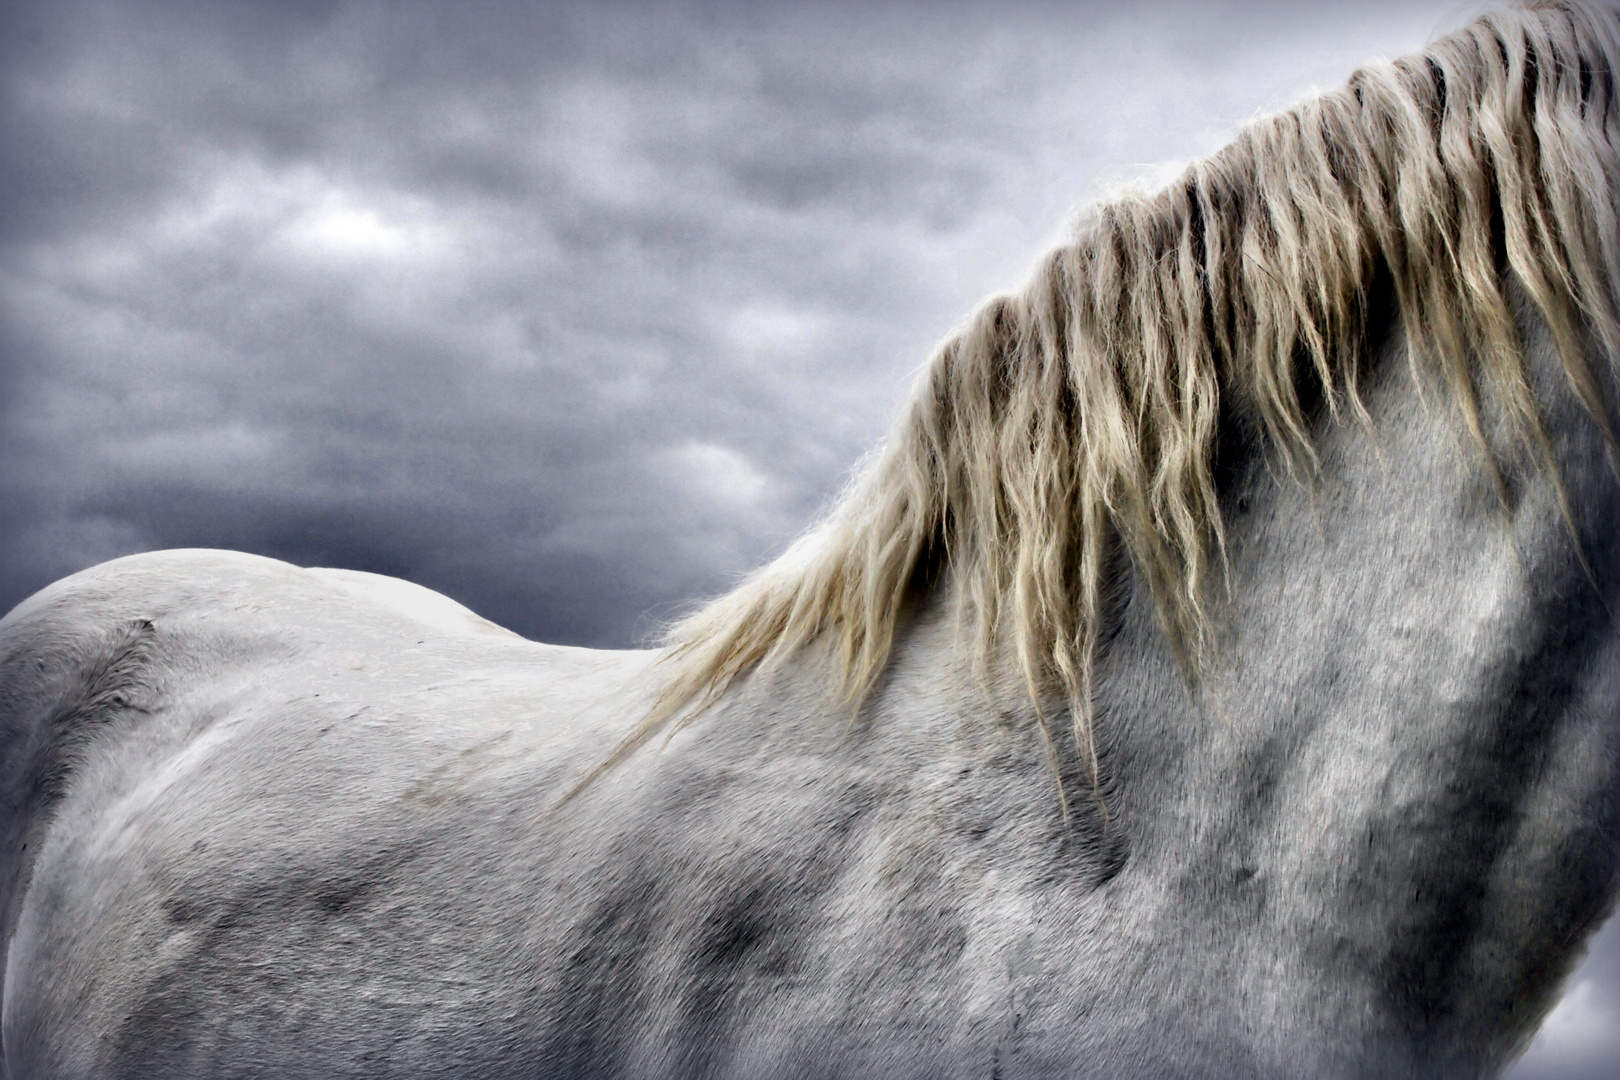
[623,0,1620,769]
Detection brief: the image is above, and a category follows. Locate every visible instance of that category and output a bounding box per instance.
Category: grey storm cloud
[1,1,1617,1072]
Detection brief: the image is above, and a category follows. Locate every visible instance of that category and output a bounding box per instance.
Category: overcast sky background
[1,0,1616,1070]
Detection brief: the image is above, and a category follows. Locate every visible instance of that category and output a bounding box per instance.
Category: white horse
[4,2,1620,1076]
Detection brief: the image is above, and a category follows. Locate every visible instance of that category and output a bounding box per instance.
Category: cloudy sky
[1,0,1616,1070]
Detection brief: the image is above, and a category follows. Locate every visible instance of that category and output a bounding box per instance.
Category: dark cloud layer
[2,1,1616,1071]
[1,0,1462,644]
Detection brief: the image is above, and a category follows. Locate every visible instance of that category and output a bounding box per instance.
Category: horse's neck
[793,314,1620,1074]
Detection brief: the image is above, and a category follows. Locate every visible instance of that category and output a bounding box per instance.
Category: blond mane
[634,0,1620,771]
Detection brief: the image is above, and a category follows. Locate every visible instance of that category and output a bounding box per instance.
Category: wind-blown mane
[644,0,1620,768]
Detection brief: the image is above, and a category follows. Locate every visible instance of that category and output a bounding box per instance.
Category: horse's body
[6,3,1620,1077]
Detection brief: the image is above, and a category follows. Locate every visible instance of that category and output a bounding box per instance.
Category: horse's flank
[646,0,1620,776]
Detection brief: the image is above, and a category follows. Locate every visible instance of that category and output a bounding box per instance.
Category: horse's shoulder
[0,547,646,951]
[0,548,538,680]
[0,552,289,984]
[3,548,307,654]
[0,550,234,743]
[0,551,653,814]
[0,550,538,794]
[1,553,277,727]
[0,554,285,835]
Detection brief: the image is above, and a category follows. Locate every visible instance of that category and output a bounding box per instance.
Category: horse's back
[0,549,652,1079]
